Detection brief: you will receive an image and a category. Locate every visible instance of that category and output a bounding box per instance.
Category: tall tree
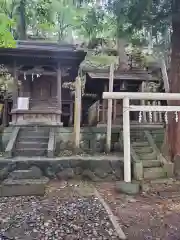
[114,0,180,161]
[168,0,180,160]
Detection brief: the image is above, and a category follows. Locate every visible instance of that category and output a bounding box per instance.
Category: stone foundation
[56,127,122,155]
[0,156,124,182]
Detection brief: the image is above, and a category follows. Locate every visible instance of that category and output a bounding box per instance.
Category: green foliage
[0,65,14,92]
[81,52,119,70]
[0,11,15,47]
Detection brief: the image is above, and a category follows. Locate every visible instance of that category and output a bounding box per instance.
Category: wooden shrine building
[84,68,161,126]
[0,41,86,126]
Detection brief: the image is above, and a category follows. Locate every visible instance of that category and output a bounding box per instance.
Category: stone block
[82,169,99,181]
[0,168,9,181]
[113,142,121,152]
[9,166,42,180]
[133,162,143,180]
[59,160,70,169]
[104,174,117,181]
[0,177,49,197]
[111,160,123,180]
[57,168,74,180]
[144,167,166,180]
[45,166,56,179]
[0,163,17,181]
[80,140,90,151]
[94,168,108,178]
[69,159,82,168]
[163,162,174,178]
[174,154,180,177]
[90,160,112,174]
[74,167,83,175]
[59,141,67,150]
[115,181,140,195]
[90,140,104,153]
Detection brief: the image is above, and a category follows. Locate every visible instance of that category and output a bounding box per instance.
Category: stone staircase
[0,166,49,197]
[131,130,168,180]
[14,126,50,157]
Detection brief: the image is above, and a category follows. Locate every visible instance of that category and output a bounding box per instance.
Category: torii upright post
[123,97,131,182]
[106,64,114,152]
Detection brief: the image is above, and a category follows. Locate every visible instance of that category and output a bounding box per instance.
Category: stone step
[19,136,49,142]
[131,138,146,142]
[16,142,48,149]
[0,177,49,197]
[21,126,50,131]
[144,167,166,180]
[19,131,49,137]
[142,159,161,168]
[134,147,153,154]
[14,148,47,157]
[132,141,149,147]
[8,167,42,180]
[139,152,157,160]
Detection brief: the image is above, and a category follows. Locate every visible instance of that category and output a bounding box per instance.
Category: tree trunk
[168,1,180,160]
[117,38,129,71]
[17,0,27,40]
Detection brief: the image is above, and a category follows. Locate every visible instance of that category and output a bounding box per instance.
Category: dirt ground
[96,182,180,240]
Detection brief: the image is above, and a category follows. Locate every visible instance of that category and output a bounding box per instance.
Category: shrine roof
[0,40,86,64]
[86,70,159,82]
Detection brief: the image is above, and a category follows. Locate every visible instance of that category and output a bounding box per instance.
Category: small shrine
[0,41,86,126]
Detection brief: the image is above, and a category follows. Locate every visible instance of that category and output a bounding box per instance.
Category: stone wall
[1,126,13,152]
[0,157,123,182]
[55,127,122,156]
[149,129,164,150]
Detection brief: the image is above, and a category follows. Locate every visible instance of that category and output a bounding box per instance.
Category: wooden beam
[106,64,114,152]
[19,70,57,76]
[129,105,180,112]
[74,76,81,148]
[103,92,180,101]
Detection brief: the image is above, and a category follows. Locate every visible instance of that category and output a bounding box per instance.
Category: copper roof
[87,71,158,81]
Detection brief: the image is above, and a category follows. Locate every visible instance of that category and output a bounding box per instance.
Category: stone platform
[0,178,49,197]
[0,155,124,183]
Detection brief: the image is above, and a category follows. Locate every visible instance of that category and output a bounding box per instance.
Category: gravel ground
[96,182,180,240]
[3,180,180,240]
[0,181,119,240]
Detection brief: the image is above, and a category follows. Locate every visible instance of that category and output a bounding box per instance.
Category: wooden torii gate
[103,92,180,183]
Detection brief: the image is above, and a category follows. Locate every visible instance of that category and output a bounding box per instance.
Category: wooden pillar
[74,76,81,148]
[12,61,18,109]
[113,99,117,124]
[57,62,62,124]
[161,59,169,93]
[57,62,62,112]
[152,85,158,122]
[141,81,147,122]
[102,84,107,123]
[2,97,8,127]
[123,97,131,182]
[106,64,114,152]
